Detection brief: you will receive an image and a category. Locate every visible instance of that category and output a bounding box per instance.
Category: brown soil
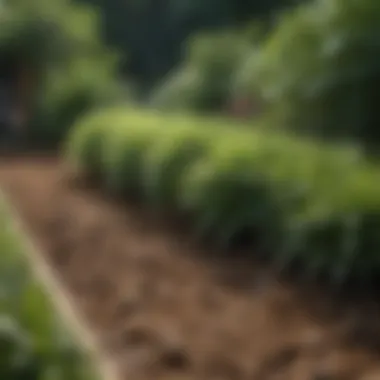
[1,154,380,380]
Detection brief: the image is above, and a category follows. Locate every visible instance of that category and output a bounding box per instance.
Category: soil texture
[1,155,380,380]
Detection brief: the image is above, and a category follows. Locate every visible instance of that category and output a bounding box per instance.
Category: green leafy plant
[0,204,96,379]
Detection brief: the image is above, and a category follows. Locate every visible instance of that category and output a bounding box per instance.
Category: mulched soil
[1,154,380,380]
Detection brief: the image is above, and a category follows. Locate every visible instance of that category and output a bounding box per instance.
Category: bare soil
[1,154,380,380]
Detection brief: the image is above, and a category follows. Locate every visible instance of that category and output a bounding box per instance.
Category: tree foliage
[74,0,297,93]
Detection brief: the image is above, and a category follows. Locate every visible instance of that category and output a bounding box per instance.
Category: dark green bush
[0,0,123,147]
[28,55,121,146]
[180,140,285,250]
[235,0,380,152]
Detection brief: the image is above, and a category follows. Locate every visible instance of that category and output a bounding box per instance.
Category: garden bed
[2,154,380,379]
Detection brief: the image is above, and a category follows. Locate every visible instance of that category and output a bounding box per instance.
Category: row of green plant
[0,202,97,379]
[65,107,380,286]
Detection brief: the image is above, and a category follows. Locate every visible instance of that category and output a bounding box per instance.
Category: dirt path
[1,155,380,380]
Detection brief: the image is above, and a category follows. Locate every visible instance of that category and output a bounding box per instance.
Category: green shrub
[280,212,380,284]
[0,0,122,147]
[150,31,252,112]
[149,67,204,112]
[180,138,285,250]
[65,108,380,284]
[28,55,122,146]
[236,0,380,151]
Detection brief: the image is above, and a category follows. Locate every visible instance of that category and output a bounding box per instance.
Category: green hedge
[65,108,380,285]
[0,203,97,380]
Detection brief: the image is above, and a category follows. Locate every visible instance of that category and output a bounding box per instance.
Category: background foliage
[0,0,123,146]
[237,0,380,152]
[73,0,302,96]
